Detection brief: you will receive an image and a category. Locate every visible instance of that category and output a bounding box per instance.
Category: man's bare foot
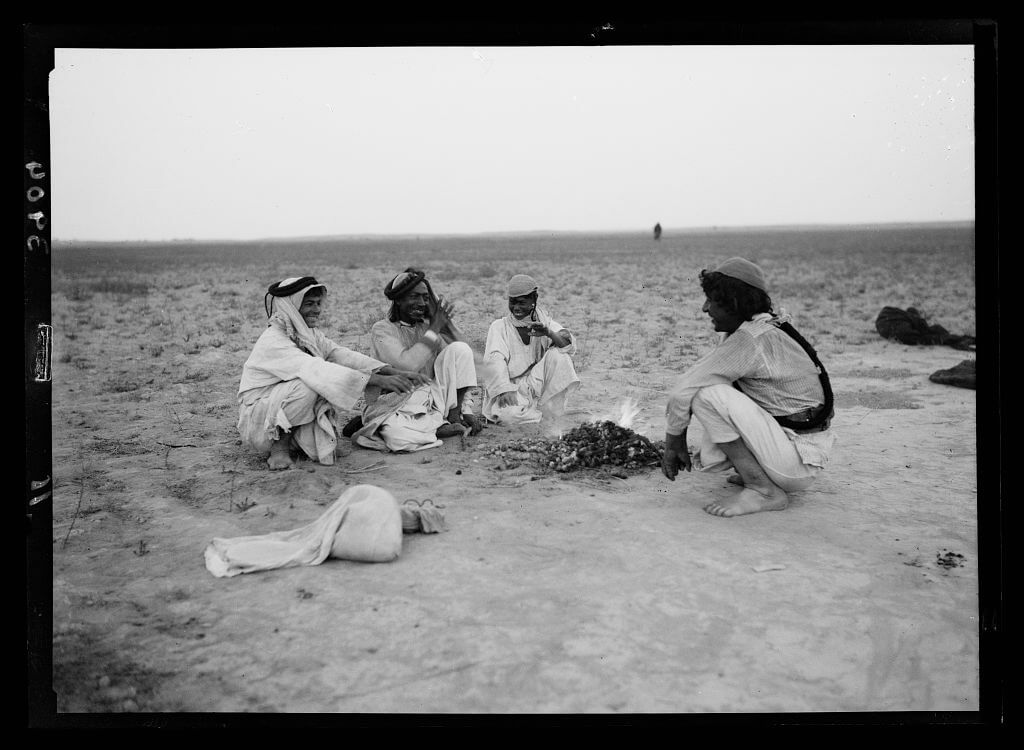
[436,423,465,438]
[267,440,294,471]
[461,413,485,435]
[703,486,788,517]
[727,474,745,486]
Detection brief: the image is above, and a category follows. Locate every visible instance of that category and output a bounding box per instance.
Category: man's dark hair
[699,270,773,321]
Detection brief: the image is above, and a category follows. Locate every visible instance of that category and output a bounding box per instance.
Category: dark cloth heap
[929,359,976,390]
[875,306,976,351]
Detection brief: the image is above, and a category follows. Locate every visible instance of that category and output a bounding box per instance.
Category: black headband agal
[268,276,320,298]
[265,276,321,317]
[384,268,428,301]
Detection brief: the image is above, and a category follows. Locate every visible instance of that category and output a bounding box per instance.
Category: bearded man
[352,268,484,452]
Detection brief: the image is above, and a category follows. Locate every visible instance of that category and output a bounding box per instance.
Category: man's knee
[542,347,571,363]
[275,381,320,425]
[443,340,473,362]
[691,383,738,411]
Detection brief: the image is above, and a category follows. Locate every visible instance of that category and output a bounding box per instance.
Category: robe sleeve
[482,319,517,396]
[370,320,436,374]
[664,329,760,435]
[320,333,387,372]
[545,317,574,352]
[242,327,372,410]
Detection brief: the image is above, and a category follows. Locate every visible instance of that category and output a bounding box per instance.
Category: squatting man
[660,257,836,517]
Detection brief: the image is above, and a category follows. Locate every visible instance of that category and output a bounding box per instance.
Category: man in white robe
[237,276,428,469]
[481,274,580,425]
[353,268,484,452]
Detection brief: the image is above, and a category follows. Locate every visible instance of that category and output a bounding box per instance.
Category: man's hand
[496,392,519,409]
[661,431,691,481]
[379,366,430,388]
[368,372,418,395]
[428,295,456,333]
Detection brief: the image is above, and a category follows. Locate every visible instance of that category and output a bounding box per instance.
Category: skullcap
[507,274,539,298]
[712,257,768,293]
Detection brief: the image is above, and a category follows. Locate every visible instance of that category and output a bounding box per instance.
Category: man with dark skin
[387,277,482,435]
[355,268,484,452]
[661,258,836,516]
[481,274,580,425]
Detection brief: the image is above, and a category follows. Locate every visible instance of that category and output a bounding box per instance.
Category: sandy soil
[44,340,978,717]
[39,231,983,721]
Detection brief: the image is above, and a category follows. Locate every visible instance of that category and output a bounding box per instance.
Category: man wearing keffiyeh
[661,258,837,517]
[237,276,429,470]
[352,268,484,453]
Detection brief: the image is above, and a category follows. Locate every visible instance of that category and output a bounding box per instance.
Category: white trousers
[690,383,823,492]
[238,378,338,464]
[484,347,581,424]
[378,341,477,452]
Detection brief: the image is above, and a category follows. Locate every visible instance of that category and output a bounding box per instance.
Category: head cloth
[265,276,324,317]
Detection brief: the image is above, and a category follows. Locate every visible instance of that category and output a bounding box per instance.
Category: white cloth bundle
[204,484,403,578]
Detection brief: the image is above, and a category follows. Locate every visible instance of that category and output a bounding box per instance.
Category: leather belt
[779,407,831,433]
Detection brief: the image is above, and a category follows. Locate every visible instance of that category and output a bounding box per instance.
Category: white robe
[237,288,385,465]
[481,309,580,424]
[354,318,478,452]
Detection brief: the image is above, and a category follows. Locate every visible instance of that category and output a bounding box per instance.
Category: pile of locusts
[485,420,665,474]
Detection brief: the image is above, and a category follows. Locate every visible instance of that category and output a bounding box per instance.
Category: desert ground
[38,225,985,721]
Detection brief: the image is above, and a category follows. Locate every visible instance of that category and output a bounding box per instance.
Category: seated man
[661,257,836,517]
[237,276,428,470]
[353,267,484,452]
[481,274,580,424]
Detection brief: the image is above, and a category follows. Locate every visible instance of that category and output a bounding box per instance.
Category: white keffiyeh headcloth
[265,276,328,357]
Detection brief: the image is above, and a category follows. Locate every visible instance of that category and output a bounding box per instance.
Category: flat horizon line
[52,219,976,246]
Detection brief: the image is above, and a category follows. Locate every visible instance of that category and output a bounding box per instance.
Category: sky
[47,44,975,242]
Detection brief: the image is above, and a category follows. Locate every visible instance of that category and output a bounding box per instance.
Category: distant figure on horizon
[653,223,662,240]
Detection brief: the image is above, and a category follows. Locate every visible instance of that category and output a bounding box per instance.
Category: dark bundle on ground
[487,421,664,473]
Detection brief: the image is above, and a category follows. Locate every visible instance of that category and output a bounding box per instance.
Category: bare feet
[703,486,788,517]
[444,407,485,436]
[461,412,486,435]
[267,439,294,471]
[435,423,465,438]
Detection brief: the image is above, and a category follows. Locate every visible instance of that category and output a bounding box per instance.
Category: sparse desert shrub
[66,285,93,302]
[572,330,592,373]
[88,278,151,296]
[105,377,140,393]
